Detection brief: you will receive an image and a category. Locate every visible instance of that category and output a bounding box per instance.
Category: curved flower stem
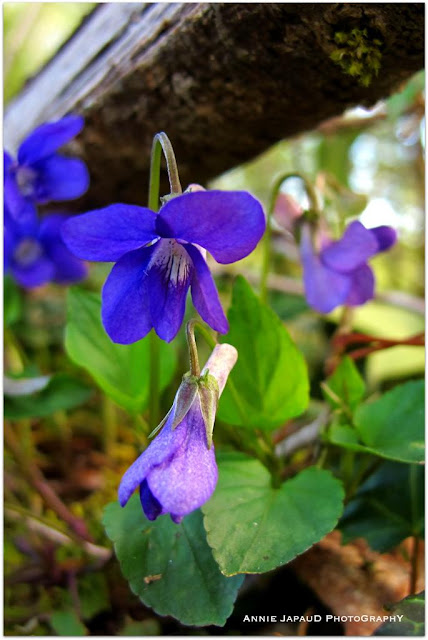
[260,172,319,303]
[186,320,201,377]
[149,332,161,428]
[325,305,354,376]
[149,132,182,207]
[147,132,181,426]
[192,319,217,350]
[190,321,246,421]
[343,456,382,504]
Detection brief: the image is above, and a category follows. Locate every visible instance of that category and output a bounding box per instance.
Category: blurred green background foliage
[4,3,94,103]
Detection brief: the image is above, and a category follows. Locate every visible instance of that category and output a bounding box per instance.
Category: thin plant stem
[410,535,420,594]
[320,381,353,421]
[344,457,382,504]
[340,449,356,495]
[133,413,149,447]
[147,133,177,426]
[102,396,117,456]
[53,410,72,447]
[409,463,421,593]
[192,320,217,350]
[256,430,283,488]
[149,132,182,207]
[190,321,247,425]
[316,445,329,469]
[260,172,319,303]
[186,320,201,377]
[21,418,35,460]
[325,305,355,376]
[149,331,161,428]
[48,411,72,474]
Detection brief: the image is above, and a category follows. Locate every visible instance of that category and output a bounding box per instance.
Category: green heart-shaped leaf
[353,380,424,463]
[374,592,425,636]
[340,461,424,552]
[218,277,309,430]
[203,452,344,575]
[103,498,243,627]
[327,380,424,464]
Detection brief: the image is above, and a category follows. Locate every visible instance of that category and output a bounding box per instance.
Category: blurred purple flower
[4,116,89,223]
[61,190,265,343]
[300,220,397,313]
[4,209,87,288]
[118,395,217,524]
[4,152,38,227]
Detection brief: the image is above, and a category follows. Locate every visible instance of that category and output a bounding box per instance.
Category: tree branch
[4,3,424,208]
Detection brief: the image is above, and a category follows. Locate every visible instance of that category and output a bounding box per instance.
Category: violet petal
[61,204,158,262]
[18,115,84,165]
[101,245,155,344]
[370,225,398,252]
[147,402,218,517]
[300,225,350,313]
[184,243,229,334]
[147,239,193,342]
[156,190,266,264]
[31,155,89,203]
[320,221,379,273]
[345,264,375,306]
[139,480,166,521]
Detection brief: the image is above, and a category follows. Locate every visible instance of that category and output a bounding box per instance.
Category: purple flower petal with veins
[62,189,265,343]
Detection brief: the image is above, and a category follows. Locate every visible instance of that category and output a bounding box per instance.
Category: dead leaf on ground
[292,531,425,636]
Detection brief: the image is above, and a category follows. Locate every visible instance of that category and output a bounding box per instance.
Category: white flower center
[150,239,191,286]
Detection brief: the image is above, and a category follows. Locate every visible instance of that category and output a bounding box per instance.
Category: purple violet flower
[4,116,89,223]
[61,190,265,343]
[118,343,237,524]
[4,209,87,288]
[119,397,217,524]
[300,220,397,313]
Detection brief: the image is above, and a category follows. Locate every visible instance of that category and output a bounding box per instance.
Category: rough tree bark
[4,3,424,208]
